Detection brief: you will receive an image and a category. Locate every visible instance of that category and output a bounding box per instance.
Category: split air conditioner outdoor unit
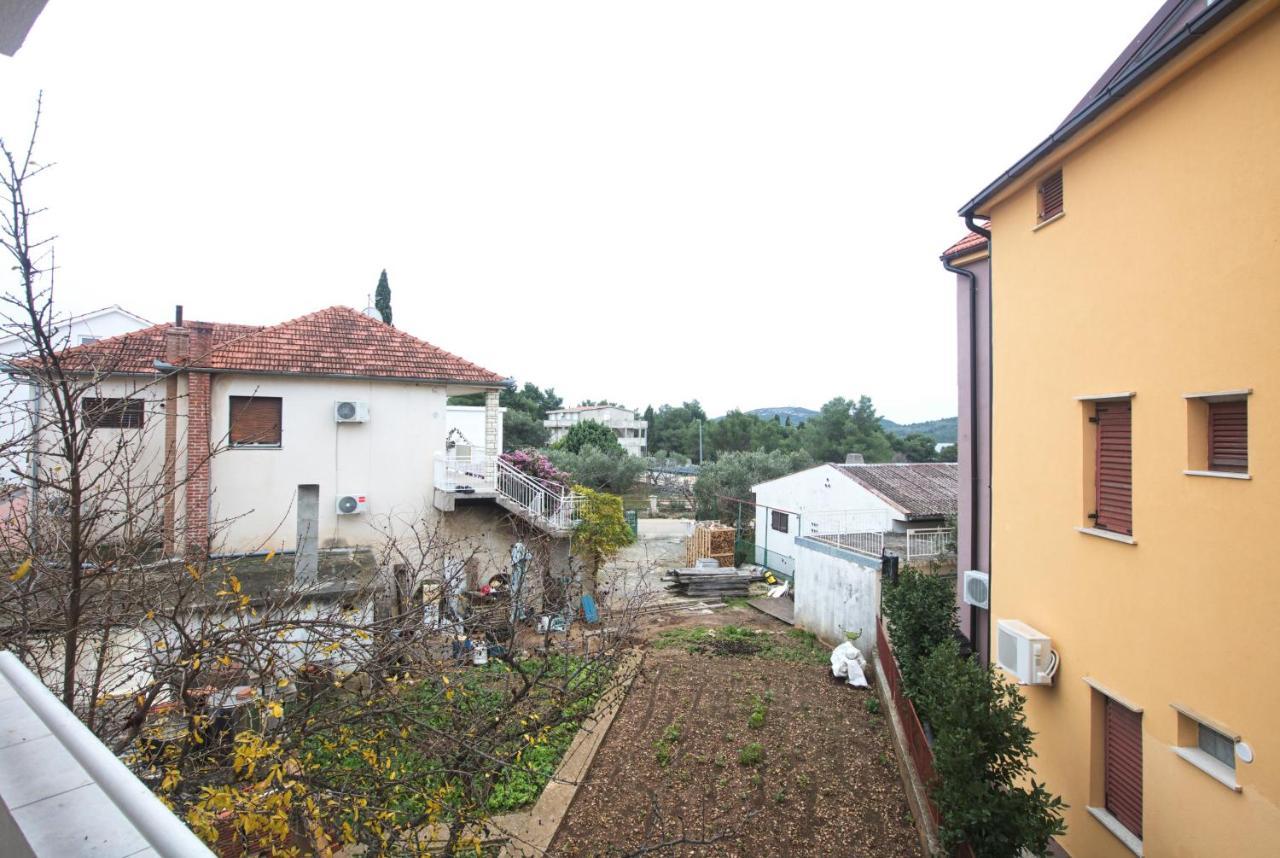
[336,494,368,515]
[996,619,1058,686]
[334,401,369,423]
[962,570,990,609]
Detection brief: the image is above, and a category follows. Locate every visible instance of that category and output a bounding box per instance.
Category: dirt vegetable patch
[550,612,923,857]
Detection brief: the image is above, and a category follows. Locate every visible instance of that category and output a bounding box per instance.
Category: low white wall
[792,538,880,656]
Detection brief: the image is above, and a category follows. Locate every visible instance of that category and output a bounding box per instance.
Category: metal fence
[738,538,795,579]
[905,528,954,563]
[876,616,976,858]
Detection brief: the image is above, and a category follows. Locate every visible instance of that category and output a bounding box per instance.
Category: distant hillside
[880,416,958,444]
[746,406,818,425]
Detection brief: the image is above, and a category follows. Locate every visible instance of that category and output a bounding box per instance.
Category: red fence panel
[877,617,939,825]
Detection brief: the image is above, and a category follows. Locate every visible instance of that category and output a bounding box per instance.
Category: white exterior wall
[446,405,503,455]
[31,375,171,545]
[792,540,880,656]
[1,308,150,484]
[750,464,900,567]
[208,375,447,553]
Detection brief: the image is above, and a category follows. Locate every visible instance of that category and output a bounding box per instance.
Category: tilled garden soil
[550,611,923,857]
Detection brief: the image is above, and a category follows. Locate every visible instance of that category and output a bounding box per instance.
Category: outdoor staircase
[434,453,582,537]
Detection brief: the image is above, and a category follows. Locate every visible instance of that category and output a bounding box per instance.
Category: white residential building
[30,306,580,584]
[446,404,505,462]
[750,462,958,653]
[543,405,647,456]
[0,305,151,484]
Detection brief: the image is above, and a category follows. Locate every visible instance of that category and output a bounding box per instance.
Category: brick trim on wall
[185,372,211,557]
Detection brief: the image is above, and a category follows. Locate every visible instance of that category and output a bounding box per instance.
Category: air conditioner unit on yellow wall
[996,619,1059,686]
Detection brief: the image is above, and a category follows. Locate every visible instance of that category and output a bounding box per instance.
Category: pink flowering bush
[501,449,571,487]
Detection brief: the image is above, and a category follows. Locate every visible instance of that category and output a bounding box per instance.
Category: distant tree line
[450,385,956,499]
[644,395,955,466]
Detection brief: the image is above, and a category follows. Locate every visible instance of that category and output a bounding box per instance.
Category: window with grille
[82,397,144,430]
[229,396,282,447]
[770,510,789,533]
[1093,399,1132,535]
[1104,698,1143,840]
[1037,169,1064,222]
[1207,399,1247,473]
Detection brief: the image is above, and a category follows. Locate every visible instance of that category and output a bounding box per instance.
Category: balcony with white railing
[435,449,496,493]
[803,508,894,558]
[905,527,954,563]
[434,449,582,535]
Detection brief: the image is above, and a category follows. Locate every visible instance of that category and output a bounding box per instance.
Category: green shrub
[915,640,1067,858]
[880,565,957,698]
[738,742,764,767]
[747,696,766,730]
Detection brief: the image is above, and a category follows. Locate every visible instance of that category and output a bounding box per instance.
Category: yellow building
[951,0,1280,855]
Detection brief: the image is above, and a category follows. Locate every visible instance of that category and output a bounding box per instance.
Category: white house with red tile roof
[0,304,152,484]
[27,306,578,573]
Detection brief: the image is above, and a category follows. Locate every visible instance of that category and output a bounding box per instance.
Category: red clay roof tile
[45,306,505,385]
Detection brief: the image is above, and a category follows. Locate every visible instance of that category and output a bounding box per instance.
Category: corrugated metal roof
[833,462,959,519]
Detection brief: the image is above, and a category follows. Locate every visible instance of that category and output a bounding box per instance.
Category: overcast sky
[0,1,1156,422]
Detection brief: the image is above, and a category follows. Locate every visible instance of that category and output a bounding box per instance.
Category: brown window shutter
[1208,399,1247,472]
[82,397,144,429]
[1094,400,1132,535]
[229,396,282,446]
[1038,170,1064,221]
[1105,699,1143,839]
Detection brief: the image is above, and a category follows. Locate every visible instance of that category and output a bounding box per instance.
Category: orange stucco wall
[985,4,1280,856]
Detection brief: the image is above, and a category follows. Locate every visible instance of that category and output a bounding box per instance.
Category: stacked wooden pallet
[685,521,736,570]
[668,567,762,599]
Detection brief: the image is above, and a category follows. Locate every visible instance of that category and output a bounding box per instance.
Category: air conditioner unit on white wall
[996,619,1059,686]
[963,570,990,609]
[334,401,369,423]
[336,494,368,515]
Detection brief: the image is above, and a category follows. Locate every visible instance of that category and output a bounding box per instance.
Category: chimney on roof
[164,308,191,364]
[845,453,864,465]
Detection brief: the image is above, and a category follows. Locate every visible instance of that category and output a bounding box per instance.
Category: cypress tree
[374,269,393,325]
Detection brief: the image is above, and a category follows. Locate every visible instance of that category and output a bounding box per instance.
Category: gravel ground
[549,609,923,857]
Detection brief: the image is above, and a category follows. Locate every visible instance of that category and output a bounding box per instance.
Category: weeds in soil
[653,626,827,665]
[773,789,787,804]
[739,742,765,767]
[865,696,881,716]
[747,695,767,730]
[654,719,683,768]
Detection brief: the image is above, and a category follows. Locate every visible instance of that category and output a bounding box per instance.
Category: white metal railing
[803,508,894,537]
[435,449,583,531]
[820,530,885,558]
[494,457,582,530]
[800,508,893,558]
[435,449,495,491]
[906,528,955,562]
[0,651,215,857]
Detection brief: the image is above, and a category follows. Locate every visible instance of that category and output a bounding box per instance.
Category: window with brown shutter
[1208,399,1247,473]
[229,396,282,447]
[1037,169,1064,222]
[1093,400,1132,535]
[1104,699,1143,840]
[82,397,145,430]
[770,510,789,534]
